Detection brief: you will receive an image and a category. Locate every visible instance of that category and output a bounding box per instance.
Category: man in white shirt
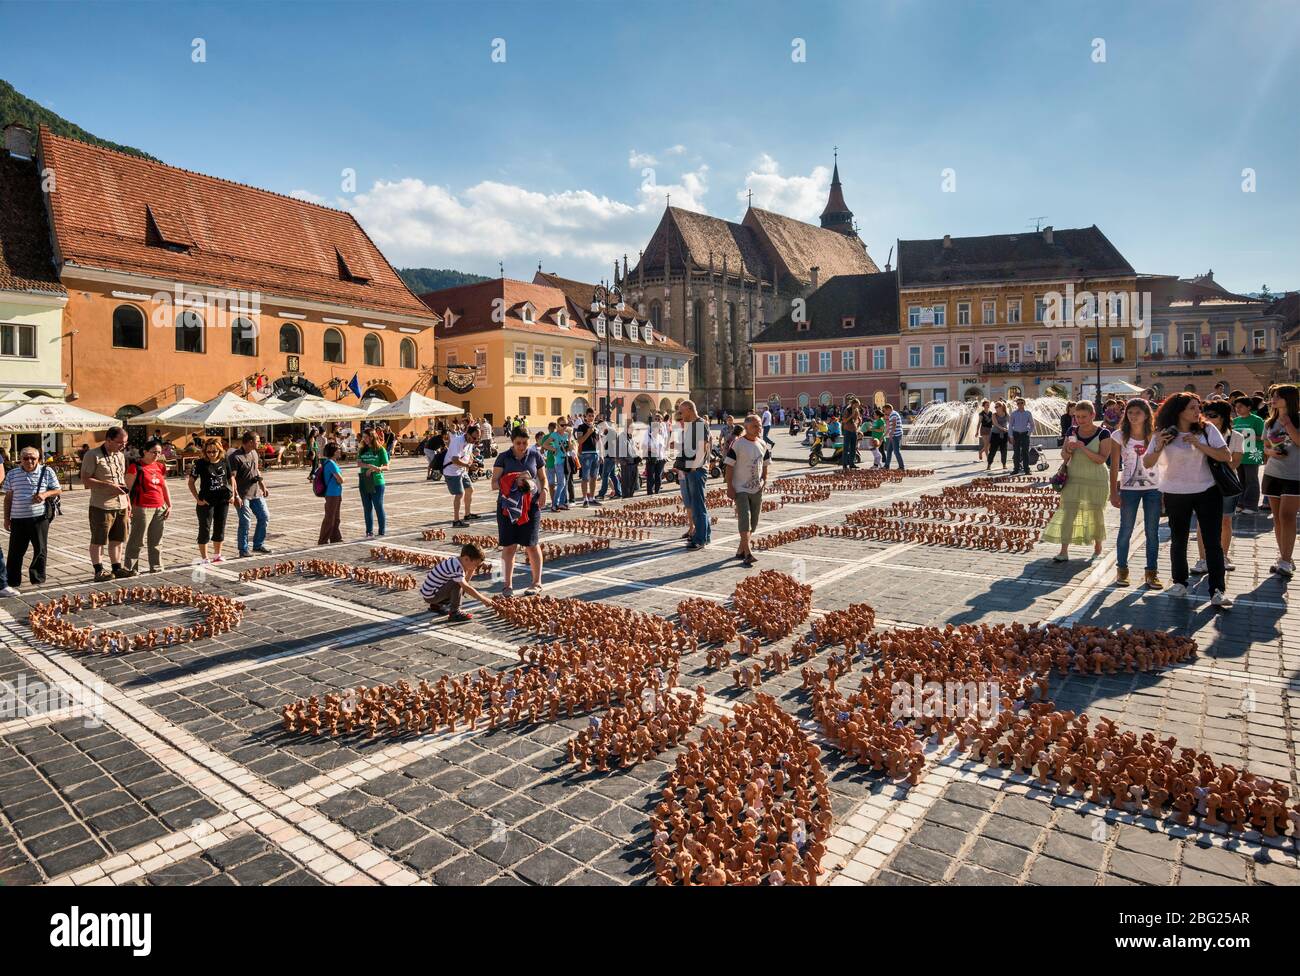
[726,414,769,567]
[760,406,774,448]
[678,399,712,548]
[444,426,482,528]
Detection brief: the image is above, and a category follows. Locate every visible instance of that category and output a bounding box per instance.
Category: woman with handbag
[1143,393,1234,608]
[1192,400,1244,574]
[1044,400,1110,562]
[1,447,64,594]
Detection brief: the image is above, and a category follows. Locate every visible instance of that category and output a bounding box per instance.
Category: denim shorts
[444,474,470,496]
[580,453,599,480]
[1221,493,1239,516]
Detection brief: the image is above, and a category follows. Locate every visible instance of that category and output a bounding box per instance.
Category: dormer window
[556,310,568,328]
[629,323,639,341]
[520,303,536,324]
[146,205,194,253]
[612,317,623,340]
[336,247,371,284]
[594,315,606,338]
[842,317,855,330]
[797,320,810,332]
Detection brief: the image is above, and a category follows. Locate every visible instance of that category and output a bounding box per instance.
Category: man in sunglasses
[2,449,63,594]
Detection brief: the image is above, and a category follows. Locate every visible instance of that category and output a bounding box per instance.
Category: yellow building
[0,131,68,454]
[419,278,598,426]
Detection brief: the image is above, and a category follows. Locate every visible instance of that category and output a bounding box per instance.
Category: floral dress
[1042,426,1111,545]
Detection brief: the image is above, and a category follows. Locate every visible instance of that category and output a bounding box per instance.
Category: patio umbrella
[1100,381,1144,396]
[126,397,205,426]
[164,391,291,428]
[273,395,367,422]
[365,391,463,421]
[0,396,120,433]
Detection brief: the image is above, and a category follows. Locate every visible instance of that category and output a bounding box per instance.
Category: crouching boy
[419,542,493,623]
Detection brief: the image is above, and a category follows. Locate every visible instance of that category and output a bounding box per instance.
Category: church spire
[819,147,856,239]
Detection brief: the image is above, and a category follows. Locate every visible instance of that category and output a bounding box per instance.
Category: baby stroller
[1029,444,1048,471]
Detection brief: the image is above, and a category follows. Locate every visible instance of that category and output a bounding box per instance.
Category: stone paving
[1,431,1296,886]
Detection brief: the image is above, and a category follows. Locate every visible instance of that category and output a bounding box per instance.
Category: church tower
[819,150,858,241]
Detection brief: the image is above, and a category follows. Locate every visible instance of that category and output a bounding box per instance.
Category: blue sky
[3,0,1297,292]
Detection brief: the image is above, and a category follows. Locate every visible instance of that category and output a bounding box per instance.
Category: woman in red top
[121,438,173,575]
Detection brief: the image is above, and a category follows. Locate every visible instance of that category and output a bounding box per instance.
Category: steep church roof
[744,206,878,284]
[820,161,851,222]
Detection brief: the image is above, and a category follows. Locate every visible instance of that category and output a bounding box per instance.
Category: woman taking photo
[1261,384,1300,577]
[986,400,1010,471]
[1191,400,1243,575]
[1044,400,1109,562]
[357,428,390,537]
[1142,393,1233,607]
[1108,398,1162,588]
[188,437,238,563]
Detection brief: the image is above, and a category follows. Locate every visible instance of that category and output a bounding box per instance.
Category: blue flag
[347,373,362,399]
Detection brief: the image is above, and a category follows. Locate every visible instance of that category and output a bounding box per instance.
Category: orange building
[35,127,438,435]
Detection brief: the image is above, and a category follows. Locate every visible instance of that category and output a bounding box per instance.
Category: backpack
[312,463,329,498]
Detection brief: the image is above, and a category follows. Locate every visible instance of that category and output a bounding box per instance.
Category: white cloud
[739,154,830,222]
[289,188,327,205]
[666,144,686,155]
[635,163,709,214]
[628,149,658,168]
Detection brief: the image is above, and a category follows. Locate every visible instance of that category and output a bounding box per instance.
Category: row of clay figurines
[28,586,244,654]
[237,559,415,590]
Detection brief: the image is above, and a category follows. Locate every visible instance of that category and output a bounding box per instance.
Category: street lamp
[591,283,623,422]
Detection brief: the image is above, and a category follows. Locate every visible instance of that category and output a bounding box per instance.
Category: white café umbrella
[125,397,205,426]
[0,396,120,433]
[1100,380,1145,396]
[364,391,463,422]
[272,395,367,422]
[164,391,291,428]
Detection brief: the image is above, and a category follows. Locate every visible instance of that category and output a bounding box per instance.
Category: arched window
[691,300,704,350]
[231,317,257,357]
[323,328,345,363]
[399,337,417,369]
[112,305,146,349]
[175,309,204,353]
[649,300,662,329]
[364,333,383,366]
[279,323,302,354]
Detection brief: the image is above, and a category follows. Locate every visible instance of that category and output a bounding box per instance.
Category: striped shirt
[419,557,465,599]
[885,412,903,439]
[3,465,61,519]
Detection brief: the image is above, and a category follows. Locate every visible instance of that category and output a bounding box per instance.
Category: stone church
[614,160,879,414]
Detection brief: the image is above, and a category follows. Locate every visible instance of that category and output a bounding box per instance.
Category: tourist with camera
[1142,393,1233,607]
[1261,384,1299,577]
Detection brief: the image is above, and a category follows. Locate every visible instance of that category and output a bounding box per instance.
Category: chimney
[809,266,820,290]
[1042,225,1054,245]
[942,234,952,249]
[3,123,34,159]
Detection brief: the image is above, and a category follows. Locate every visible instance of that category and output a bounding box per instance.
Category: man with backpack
[1,447,64,595]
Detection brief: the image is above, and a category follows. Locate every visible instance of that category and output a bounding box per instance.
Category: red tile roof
[38,127,433,319]
[420,278,599,343]
[532,270,693,356]
[0,151,64,296]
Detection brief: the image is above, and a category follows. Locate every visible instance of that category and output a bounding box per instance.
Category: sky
[3,0,1298,293]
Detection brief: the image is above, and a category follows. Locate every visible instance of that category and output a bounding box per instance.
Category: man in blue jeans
[882,403,905,470]
[677,399,711,548]
[229,432,272,557]
[574,408,602,506]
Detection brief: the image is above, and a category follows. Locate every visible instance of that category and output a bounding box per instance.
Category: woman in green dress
[1044,400,1111,561]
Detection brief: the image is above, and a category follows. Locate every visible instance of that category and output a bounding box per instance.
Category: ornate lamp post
[591,283,623,422]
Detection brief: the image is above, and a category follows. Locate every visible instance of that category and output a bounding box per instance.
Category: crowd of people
[1042,383,1299,609]
[1,383,1295,626]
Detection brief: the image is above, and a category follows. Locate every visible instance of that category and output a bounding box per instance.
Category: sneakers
[1143,570,1163,590]
[1210,590,1234,609]
[0,585,20,597]
[238,551,252,558]
[209,554,225,564]
[464,512,481,520]
[254,546,273,555]
[1114,568,1130,587]
[1167,582,1188,597]
[452,519,468,528]
[523,585,542,597]
[1279,560,1295,579]
[590,499,603,506]
[447,611,473,623]
[1224,559,1236,571]
[1190,559,1207,574]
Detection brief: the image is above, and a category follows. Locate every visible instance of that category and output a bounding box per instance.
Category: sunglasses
[20,456,39,462]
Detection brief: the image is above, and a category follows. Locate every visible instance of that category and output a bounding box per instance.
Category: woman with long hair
[1261,384,1300,576]
[1143,393,1233,607]
[986,401,1010,471]
[1044,400,1110,562]
[356,428,390,537]
[977,400,993,462]
[187,437,238,563]
[1192,400,1244,573]
[1108,398,1162,588]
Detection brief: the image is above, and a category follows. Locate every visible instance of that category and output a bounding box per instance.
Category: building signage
[286,355,300,374]
[443,366,476,395]
[1151,369,1214,378]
